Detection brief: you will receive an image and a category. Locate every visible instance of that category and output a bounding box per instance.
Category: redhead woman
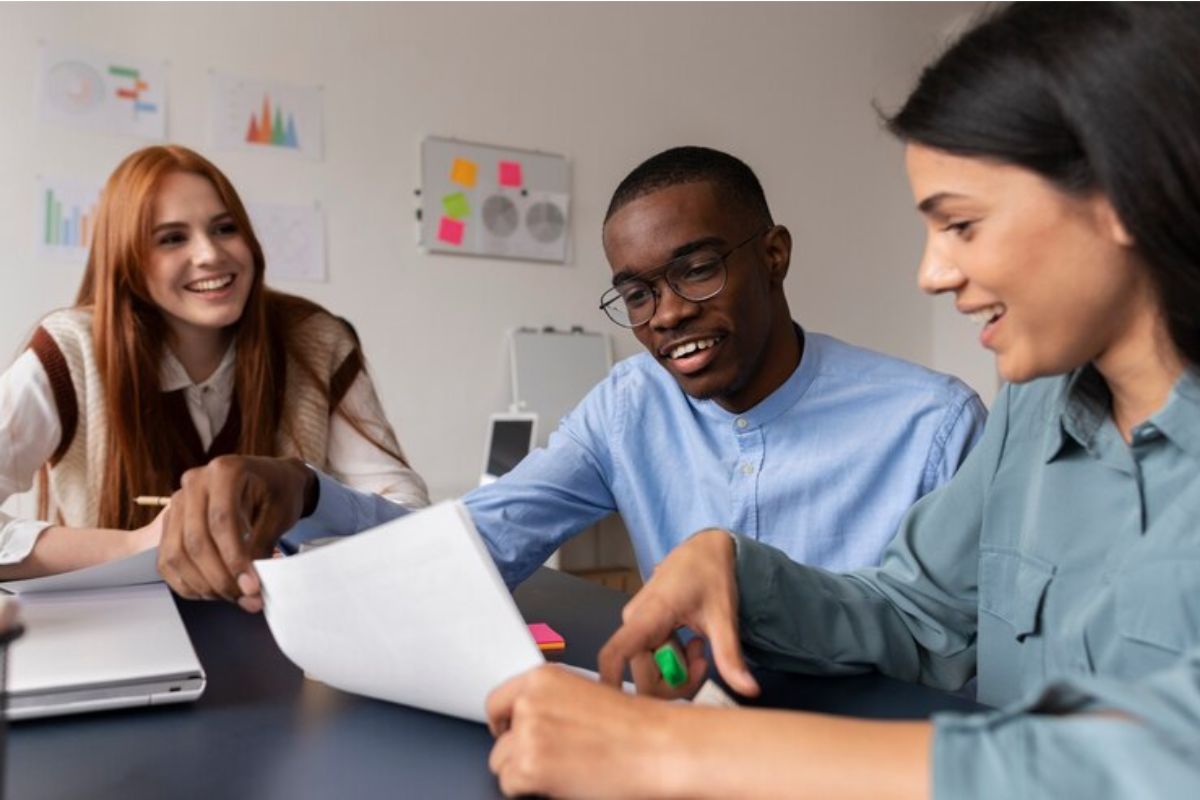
[0,145,427,580]
[485,3,1200,798]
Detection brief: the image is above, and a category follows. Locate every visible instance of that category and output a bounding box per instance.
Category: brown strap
[329,347,364,410]
[160,389,244,487]
[207,395,242,459]
[29,327,78,466]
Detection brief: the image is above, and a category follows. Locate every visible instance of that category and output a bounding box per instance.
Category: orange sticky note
[528,622,565,651]
[450,157,478,188]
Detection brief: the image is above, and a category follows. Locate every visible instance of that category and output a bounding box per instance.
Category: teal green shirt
[734,366,1200,798]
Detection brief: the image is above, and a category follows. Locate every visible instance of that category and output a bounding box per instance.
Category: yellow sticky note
[450,158,478,188]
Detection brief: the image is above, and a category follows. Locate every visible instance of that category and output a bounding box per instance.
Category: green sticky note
[654,642,687,688]
[442,192,470,220]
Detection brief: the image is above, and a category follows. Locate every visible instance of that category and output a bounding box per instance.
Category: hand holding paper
[254,501,543,723]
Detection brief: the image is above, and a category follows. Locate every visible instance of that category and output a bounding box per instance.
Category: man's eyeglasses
[598,228,769,328]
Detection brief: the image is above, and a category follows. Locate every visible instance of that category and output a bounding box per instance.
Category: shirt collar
[1044,363,1200,462]
[159,342,237,393]
[1146,367,1200,461]
[690,323,817,427]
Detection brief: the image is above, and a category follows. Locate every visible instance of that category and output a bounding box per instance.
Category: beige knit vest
[34,307,360,528]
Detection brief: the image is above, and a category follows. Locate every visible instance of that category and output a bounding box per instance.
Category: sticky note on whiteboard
[437,216,465,245]
[498,160,523,188]
[450,158,478,188]
[442,192,470,219]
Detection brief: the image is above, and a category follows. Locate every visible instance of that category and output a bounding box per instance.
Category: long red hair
[59,145,395,529]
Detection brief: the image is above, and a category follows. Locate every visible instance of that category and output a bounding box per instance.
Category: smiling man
[460,147,986,582]
[155,146,987,608]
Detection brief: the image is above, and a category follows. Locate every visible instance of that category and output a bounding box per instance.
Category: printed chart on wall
[209,73,323,160]
[420,137,570,263]
[38,43,166,140]
[247,203,327,283]
[36,177,102,263]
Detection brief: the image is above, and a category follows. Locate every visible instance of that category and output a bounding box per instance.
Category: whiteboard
[509,329,611,446]
[419,137,571,263]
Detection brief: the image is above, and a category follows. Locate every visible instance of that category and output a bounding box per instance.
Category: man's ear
[762,225,792,286]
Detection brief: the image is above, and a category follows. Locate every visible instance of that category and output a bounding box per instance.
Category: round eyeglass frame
[598,227,769,328]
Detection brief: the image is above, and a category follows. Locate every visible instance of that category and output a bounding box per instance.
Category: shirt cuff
[0,519,53,565]
[932,708,1030,798]
[930,678,1196,798]
[280,469,410,553]
[731,533,784,628]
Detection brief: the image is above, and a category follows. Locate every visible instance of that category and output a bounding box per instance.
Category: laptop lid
[6,583,206,720]
[479,412,537,486]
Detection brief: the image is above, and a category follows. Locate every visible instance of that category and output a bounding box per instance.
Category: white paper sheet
[254,501,544,723]
[35,176,104,264]
[39,42,167,140]
[0,547,160,595]
[209,72,324,160]
[247,202,327,283]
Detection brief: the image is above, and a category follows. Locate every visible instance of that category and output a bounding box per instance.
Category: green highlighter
[654,642,688,688]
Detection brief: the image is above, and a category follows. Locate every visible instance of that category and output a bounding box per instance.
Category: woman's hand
[487,665,685,798]
[599,528,760,698]
[487,665,933,800]
[129,507,167,555]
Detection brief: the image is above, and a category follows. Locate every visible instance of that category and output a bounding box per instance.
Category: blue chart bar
[42,184,99,250]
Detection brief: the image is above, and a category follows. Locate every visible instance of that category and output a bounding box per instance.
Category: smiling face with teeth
[602,181,801,412]
[906,145,1160,384]
[142,171,255,352]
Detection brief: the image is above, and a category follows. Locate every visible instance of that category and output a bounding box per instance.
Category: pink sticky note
[527,622,565,650]
[437,216,465,245]
[498,160,523,188]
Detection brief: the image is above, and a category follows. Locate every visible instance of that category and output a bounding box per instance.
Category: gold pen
[133,495,172,507]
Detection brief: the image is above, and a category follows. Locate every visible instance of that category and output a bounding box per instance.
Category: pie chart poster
[38,42,167,141]
[420,137,570,264]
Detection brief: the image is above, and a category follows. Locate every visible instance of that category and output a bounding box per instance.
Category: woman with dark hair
[0,145,428,581]
[484,4,1200,797]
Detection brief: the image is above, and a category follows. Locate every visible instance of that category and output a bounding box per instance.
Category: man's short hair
[604,146,774,228]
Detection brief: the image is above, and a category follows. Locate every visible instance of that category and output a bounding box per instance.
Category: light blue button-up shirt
[295,328,986,587]
[733,366,1200,797]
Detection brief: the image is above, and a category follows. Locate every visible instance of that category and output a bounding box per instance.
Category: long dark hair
[886,2,1200,367]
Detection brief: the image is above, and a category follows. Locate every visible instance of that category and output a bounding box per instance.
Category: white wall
[0,2,993,503]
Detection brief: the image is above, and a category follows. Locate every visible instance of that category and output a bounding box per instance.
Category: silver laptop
[6,583,206,720]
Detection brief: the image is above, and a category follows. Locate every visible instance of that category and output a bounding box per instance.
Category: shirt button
[735,418,749,430]
[741,463,755,475]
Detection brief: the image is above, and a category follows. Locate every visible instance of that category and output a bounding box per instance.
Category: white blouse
[0,345,429,564]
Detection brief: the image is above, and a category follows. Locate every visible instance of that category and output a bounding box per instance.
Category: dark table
[7,569,980,799]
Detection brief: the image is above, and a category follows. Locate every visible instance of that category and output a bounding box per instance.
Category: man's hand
[486,665,683,798]
[598,528,760,698]
[157,455,314,613]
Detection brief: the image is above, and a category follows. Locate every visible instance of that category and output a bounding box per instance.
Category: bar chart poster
[210,73,323,160]
[37,178,102,262]
[38,43,167,140]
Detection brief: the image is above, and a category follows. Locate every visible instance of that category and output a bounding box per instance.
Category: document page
[0,547,160,595]
[254,501,544,723]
